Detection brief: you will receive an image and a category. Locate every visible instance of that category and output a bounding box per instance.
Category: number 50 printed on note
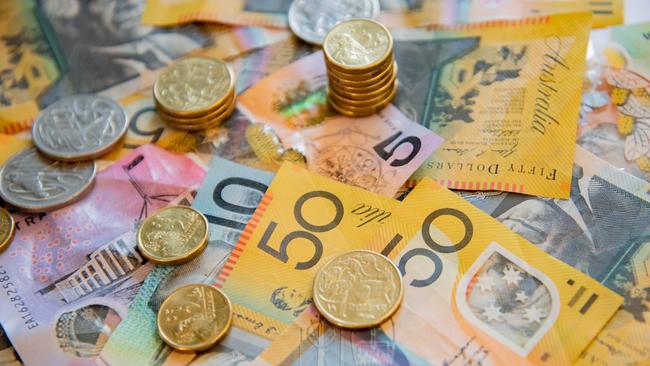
[362,179,622,365]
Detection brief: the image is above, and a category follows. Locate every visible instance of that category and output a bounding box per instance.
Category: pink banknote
[0,144,205,365]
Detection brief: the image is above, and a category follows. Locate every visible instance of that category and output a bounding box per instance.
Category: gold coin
[157,90,235,126]
[157,284,232,351]
[137,206,208,265]
[161,101,237,131]
[154,57,235,118]
[325,54,393,79]
[329,80,398,108]
[328,62,398,90]
[313,250,403,329]
[0,207,15,254]
[155,88,234,122]
[323,19,393,72]
[328,84,397,118]
[329,70,397,100]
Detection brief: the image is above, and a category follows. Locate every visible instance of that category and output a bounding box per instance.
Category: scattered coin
[323,19,397,117]
[157,284,232,352]
[313,250,403,329]
[137,206,209,265]
[288,0,380,45]
[0,207,15,254]
[0,148,96,212]
[32,95,129,162]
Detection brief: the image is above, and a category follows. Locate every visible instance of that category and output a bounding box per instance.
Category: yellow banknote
[214,162,400,339]
[141,0,287,27]
[367,179,621,364]
[379,0,622,29]
[253,178,623,365]
[391,13,591,199]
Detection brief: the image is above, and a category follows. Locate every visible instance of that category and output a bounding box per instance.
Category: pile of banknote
[0,0,649,365]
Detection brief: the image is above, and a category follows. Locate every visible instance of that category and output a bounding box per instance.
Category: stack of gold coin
[154,57,236,130]
[323,19,397,118]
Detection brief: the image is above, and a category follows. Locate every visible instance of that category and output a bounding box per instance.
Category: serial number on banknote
[0,266,39,330]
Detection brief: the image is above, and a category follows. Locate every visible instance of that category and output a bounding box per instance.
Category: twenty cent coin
[32,95,129,161]
[313,250,403,328]
[157,284,232,351]
[288,0,380,45]
[137,206,208,265]
[0,207,15,254]
[0,148,96,212]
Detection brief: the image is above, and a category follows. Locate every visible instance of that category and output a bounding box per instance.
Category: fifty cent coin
[32,95,128,161]
[157,284,232,352]
[0,148,96,212]
[137,206,208,265]
[313,250,403,328]
[0,207,15,254]
[288,0,380,45]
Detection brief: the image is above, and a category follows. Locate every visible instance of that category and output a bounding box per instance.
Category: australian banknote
[109,36,314,167]
[213,163,401,340]
[99,157,274,366]
[0,0,290,134]
[388,13,591,199]
[379,0,623,28]
[0,145,204,365]
[578,20,650,183]
[141,0,288,27]
[2,36,315,171]
[462,145,650,365]
[255,176,623,365]
[238,51,443,196]
[139,0,623,29]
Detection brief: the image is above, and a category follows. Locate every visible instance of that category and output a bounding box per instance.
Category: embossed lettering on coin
[0,148,96,212]
[324,19,392,69]
[32,95,129,161]
[0,207,15,253]
[288,0,380,45]
[154,57,234,115]
[313,250,403,328]
[157,284,232,351]
[137,206,208,265]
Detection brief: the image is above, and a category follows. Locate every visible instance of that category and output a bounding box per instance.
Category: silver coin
[32,95,128,161]
[0,148,96,212]
[288,0,380,45]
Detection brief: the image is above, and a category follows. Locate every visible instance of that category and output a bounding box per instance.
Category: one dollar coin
[313,250,403,328]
